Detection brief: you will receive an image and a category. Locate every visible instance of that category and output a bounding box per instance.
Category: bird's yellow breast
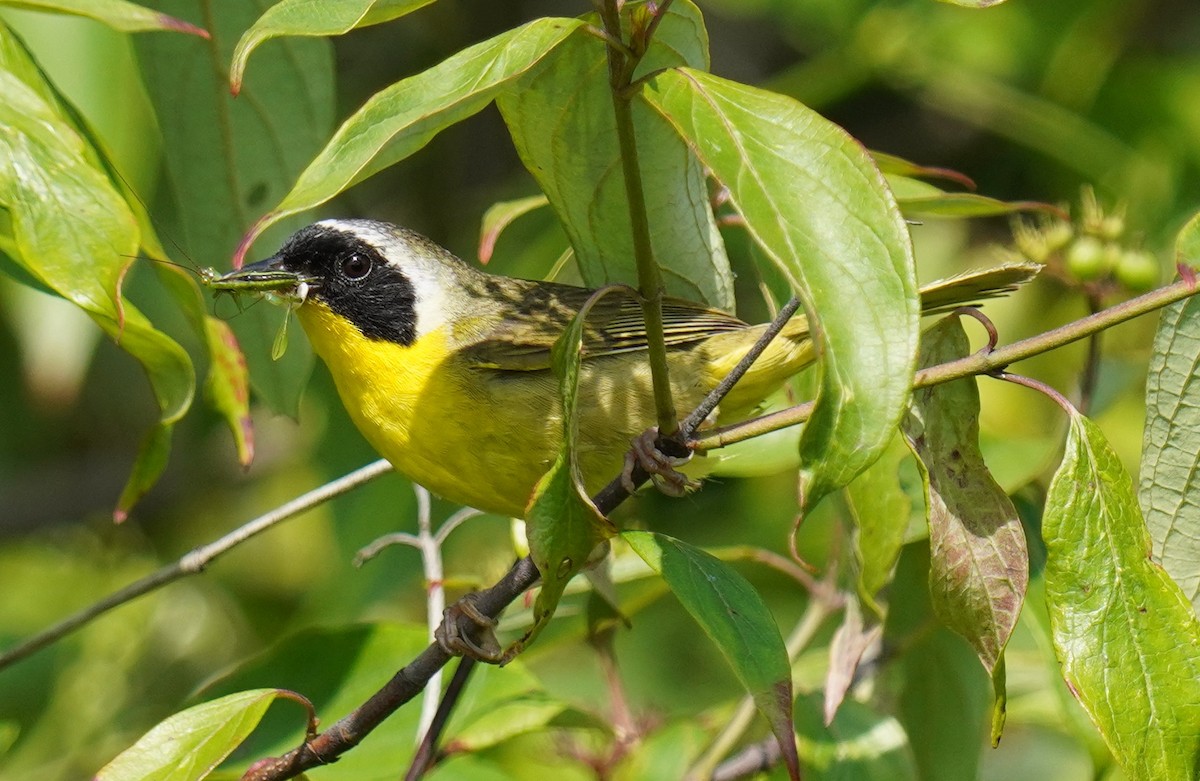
[296,300,811,518]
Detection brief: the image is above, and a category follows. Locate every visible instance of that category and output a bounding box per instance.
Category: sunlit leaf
[903,317,1027,678]
[497,1,735,309]
[623,530,800,781]
[443,696,567,753]
[0,68,194,509]
[135,0,331,415]
[846,433,912,612]
[3,0,207,36]
[1140,208,1200,613]
[794,692,916,780]
[1044,411,1200,780]
[237,16,585,263]
[897,193,1061,220]
[231,0,435,92]
[643,67,918,511]
[96,689,282,781]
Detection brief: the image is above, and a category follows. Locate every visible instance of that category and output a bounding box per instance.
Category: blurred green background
[1,0,1198,778]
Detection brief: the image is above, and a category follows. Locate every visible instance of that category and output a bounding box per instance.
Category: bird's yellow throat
[297,299,562,518]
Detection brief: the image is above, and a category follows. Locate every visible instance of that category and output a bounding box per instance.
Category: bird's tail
[715,260,1041,415]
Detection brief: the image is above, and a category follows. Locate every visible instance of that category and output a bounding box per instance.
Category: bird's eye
[340,253,371,280]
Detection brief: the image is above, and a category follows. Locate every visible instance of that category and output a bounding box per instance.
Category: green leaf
[443,696,567,752]
[230,0,435,92]
[903,317,1028,677]
[846,433,912,612]
[870,151,975,190]
[95,689,282,781]
[496,1,735,309]
[2,0,208,36]
[642,68,918,511]
[896,193,1060,220]
[114,422,174,523]
[0,66,195,501]
[135,0,332,416]
[1140,208,1200,613]
[202,624,430,775]
[623,530,800,781]
[477,193,549,264]
[887,545,990,781]
[794,692,916,780]
[203,317,253,466]
[1044,411,1200,780]
[514,286,621,657]
[238,16,585,261]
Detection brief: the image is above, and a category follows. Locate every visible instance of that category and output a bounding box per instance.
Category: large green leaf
[1044,411,1200,780]
[642,68,918,511]
[845,433,912,613]
[1139,209,1200,613]
[236,16,585,261]
[230,0,436,92]
[96,690,283,781]
[903,317,1027,677]
[134,0,333,415]
[0,66,194,456]
[887,545,990,781]
[1,0,207,36]
[496,1,734,309]
[623,530,800,781]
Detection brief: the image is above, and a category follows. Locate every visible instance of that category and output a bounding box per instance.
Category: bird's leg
[435,593,503,663]
[621,428,699,497]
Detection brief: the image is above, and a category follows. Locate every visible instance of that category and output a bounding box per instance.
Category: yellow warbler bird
[223,219,1035,518]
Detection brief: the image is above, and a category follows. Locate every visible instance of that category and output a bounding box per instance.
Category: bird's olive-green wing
[459,281,749,371]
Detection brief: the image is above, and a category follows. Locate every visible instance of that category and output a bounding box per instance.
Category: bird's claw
[621,428,699,497]
[435,593,503,663]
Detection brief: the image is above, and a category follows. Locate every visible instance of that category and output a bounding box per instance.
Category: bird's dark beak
[205,255,315,302]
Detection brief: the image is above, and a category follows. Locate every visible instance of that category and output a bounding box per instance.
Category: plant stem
[599,0,678,436]
[0,459,394,673]
[691,275,1200,451]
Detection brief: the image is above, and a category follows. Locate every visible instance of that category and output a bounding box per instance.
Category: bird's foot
[621,428,699,497]
[435,593,503,663]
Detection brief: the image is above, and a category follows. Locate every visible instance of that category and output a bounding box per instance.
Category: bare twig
[0,459,393,672]
[404,657,477,781]
[240,556,542,781]
[678,297,802,438]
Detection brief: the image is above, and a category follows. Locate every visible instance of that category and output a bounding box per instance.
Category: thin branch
[404,657,477,781]
[691,275,1200,451]
[0,459,393,672]
[241,557,542,781]
[678,297,802,438]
